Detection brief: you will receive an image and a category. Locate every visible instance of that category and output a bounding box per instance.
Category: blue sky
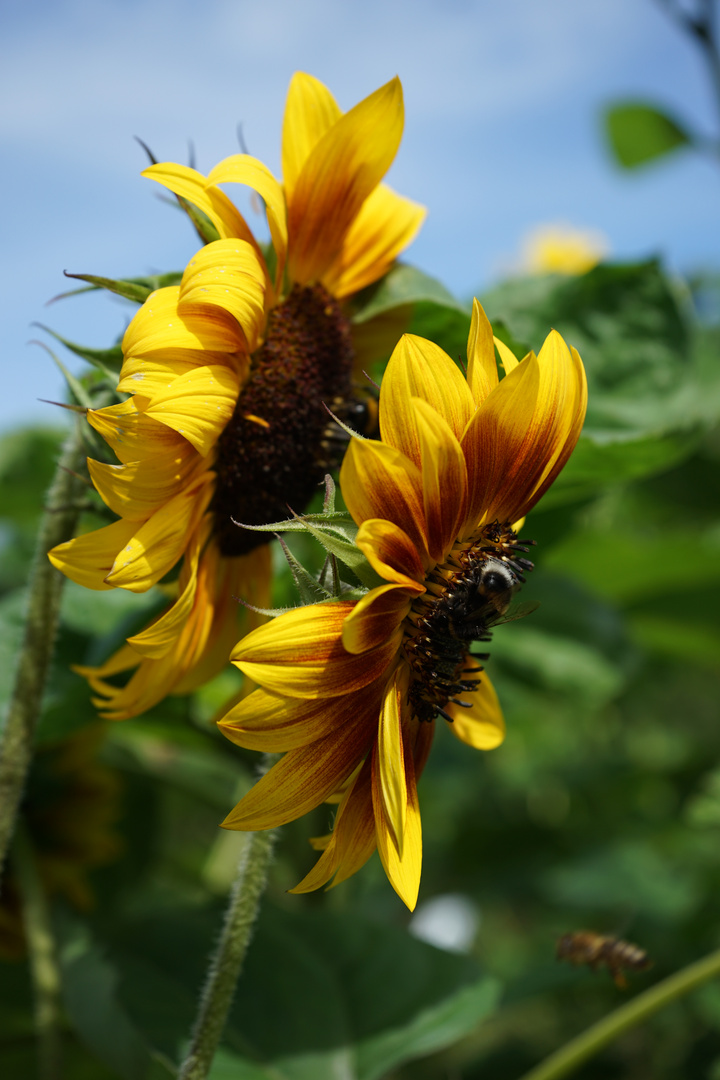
[2,0,718,431]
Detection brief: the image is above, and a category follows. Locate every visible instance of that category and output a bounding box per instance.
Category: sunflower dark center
[212,284,357,556]
[403,524,535,723]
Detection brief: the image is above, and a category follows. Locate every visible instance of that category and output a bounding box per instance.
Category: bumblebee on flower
[48,72,424,720]
[218,302,587,909]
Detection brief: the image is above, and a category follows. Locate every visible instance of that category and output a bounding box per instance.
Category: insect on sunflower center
[212,284,364,556]
[402,523,536,723]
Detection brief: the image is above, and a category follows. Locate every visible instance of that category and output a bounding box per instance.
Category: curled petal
[342,585,415,655]
[179,239,267,354]
[142,365,241,457]
[48,518,137,591]
[446,672,505,749]
[87,445,200,522]
[122,287,245,360]
[142,162,261,251]
[87,399,187,465]
[355,518,427,586]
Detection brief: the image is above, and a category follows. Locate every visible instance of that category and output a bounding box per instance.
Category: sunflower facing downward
[218,302,587,909]
[48,73,424,720]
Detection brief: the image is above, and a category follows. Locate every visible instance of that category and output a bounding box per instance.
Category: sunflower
[48,73,425,720]
[218,302,587,909]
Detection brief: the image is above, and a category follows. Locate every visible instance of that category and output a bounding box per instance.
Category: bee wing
[491,600,540,626]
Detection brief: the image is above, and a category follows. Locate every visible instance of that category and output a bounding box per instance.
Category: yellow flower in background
[521,223,608,275]
[218,303,587,909]
[49,73,425,720]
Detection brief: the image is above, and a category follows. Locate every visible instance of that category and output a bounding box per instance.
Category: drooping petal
[122,287,246,360]
[413,398,468,564]
[116,351,242,399]
[142,162,261,250]
[288,77,404,285]
[375,669,407,856]
[231,602,401,698]
[206,156,288,291]
[445,672,505,749]
[322,184,426,299]
[142,365,241,456]
[87,399,187,464]
[340,438,431,567]
[379,334,474,467]
[341,585,416,655]
[178,239,267,354]
[221,706,376,829]
[373,723,422,911]
[87,445,201,522]
[466,299,499,406]
[281,72,342,203]
[48,519,137,591]
[105,474,214,592]
[355,518,427,586]
[219,675,385,752]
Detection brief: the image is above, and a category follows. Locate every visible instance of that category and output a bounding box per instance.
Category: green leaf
[604,102,691,169]
[107,903,499,1080]
[351,263,467,324]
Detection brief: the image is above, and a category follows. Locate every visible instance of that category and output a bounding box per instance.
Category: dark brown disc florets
[212,284,357,556]
[403,524,535,723]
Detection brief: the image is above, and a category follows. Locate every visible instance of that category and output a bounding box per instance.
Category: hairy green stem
[0,419,88,876]
[14,823,63,1080]
[519,946,720,1080]
[177,820,276,1080]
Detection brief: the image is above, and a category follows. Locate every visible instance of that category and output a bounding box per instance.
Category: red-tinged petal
[142,364,241,456]
[288,78,404,285]
[282,72,342,203]
[446,672,505,749]
[379,334,475,467]
[355,518,426,586]
[342,586,414,655]
[219,676,385,752]
[322,184,426,299]
[207,156,288,291]
[290,755,377,894]
[48,518,137,591]
[105,474,214,592]
[374,669,407,856]
[221,710,376,830]
[87,399,187,465]
[373,723,422,911]
[466,299,498,406]
[179,239,267,354]
[340,438,431,567]
[231,601,400,698]
[413,398,468,563]
[87,445,201,522]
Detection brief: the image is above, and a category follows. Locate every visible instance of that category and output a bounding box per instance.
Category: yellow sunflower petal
[281,72,342,203]
[355,518,427,585]
[375,670,407,857]
[231,601,401,699]
[87,445,200,522]
[341,585,416,655]
[221,709,376,830]
[116,351,240,399]
[379,334,475,467]
[466,299,499,405]
[287,77,404,285]
[142,364,241,456]
[48,519,137,591]
[446,672,505,749]
[122,286,245,360]
[105,474,214,592]
[373,725,422,911]
[179,239,267,354]
[493,335,519,376]
[322,184,426,299]
[340,438,431,567]
[142,163,260,249]
[206,156,288,291]
[87,399,187,464]
[413,398,468,564]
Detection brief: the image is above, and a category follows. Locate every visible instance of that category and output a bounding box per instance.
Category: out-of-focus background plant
[2,1,720,1078]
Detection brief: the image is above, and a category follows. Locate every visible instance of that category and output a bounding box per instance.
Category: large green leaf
[106,903,499,1080]
[351,263,467,324]
[604,102,691,169]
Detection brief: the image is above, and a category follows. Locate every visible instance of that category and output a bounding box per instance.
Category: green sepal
[55,270,183,305]
[33,323,122,378]
[276,534,335,604]
[30,341,93,409]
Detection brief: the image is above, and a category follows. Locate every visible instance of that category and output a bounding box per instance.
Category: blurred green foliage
[2,257,720,1078]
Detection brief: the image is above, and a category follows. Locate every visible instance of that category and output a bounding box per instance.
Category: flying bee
[556,931,652,989]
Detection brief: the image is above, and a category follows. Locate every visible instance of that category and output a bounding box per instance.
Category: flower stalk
[519,945,720,1080]
[0,419,88,874]
[177,766,276,1080]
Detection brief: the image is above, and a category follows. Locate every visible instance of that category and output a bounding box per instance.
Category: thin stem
[0,419,88,875]
[177,818,276,1080]
[0,416,90,872]
[518,946,720,1080]
[13,823,63,1080]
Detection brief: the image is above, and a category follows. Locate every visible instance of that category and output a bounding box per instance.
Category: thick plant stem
[177,824,276,1080]
[519,946,720,1080]
[0,420,87,875]
[14,823,63,1080]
